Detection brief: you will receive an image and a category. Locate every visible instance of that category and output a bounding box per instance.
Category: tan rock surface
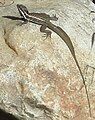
[0,0,95,120]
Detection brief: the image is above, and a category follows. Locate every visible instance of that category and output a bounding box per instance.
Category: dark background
[92,0,95,4]
[0,109,19,120]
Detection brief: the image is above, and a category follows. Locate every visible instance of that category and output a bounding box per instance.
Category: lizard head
[17,4,29,18]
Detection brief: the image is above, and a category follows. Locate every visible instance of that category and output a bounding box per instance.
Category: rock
[0,0,95,120]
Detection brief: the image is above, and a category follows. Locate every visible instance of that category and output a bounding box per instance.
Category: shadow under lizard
[3,4,92,117]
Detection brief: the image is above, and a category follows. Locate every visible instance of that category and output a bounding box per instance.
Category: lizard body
[3,4,91,117]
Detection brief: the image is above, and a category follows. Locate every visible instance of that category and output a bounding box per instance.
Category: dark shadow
[0,108,19,120]
[92,0,95,4]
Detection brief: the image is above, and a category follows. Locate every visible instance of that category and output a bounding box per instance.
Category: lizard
[3,4,92,117]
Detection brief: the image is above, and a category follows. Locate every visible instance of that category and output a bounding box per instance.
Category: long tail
[48,22,91,117]
[74,56,91,117]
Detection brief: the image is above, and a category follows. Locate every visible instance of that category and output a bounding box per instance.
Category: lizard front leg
[40,25,51,38]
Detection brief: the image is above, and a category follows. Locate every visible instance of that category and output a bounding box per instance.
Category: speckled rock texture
[0,0,95,120]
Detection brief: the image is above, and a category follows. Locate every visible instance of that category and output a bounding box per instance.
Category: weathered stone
[0,0,95,120]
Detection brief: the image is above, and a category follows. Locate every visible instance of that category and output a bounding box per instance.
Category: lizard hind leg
[40,25,51,39]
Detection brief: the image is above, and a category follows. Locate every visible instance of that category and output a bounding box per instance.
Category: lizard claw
[51,14,58,21]
[42,33,51,39]
[52,14,56,17]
